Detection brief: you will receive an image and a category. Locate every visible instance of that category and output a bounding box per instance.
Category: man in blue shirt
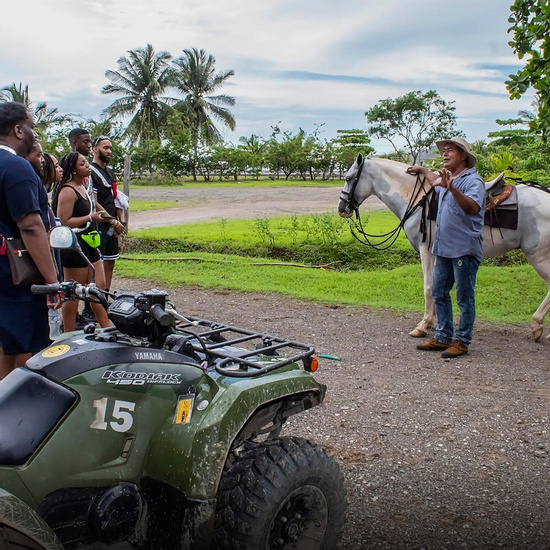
[406,137,485,358]
[0,102,59,379]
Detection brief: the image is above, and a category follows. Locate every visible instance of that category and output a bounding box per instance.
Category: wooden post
[123,154,131,230]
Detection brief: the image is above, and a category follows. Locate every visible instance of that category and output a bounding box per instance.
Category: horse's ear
[357,153,363,166]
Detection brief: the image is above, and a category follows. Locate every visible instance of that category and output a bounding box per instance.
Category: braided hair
[52,152,80,214]
[41,153,57,192]
[59,152,80,185]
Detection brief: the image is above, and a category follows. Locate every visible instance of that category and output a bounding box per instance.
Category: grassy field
[130,200,181,212]
[125,212,420,270]
[119,211,538,324]
[116,252,543,324]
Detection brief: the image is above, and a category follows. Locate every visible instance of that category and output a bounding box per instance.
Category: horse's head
[338,154,371,218]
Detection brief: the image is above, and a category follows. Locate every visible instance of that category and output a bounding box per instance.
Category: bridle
[339,160,435,250]
[339,157,365,213]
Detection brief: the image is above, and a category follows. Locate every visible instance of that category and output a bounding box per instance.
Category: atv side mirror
[49,226,77,249]
[49,226,96,283]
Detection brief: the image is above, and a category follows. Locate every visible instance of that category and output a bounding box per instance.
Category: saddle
[428,173,518,230]
[483,173,518,229]
[485,173,515,212]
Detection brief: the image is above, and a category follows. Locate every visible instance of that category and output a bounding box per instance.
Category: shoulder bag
[4,236,44,286]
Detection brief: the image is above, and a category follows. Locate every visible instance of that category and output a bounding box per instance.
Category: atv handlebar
[31,282,110,308]
[150,303,173,327]
[30,283,60,295]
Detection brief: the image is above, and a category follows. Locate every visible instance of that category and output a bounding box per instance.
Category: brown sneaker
[416,338,450,351]
[441,339,468,358]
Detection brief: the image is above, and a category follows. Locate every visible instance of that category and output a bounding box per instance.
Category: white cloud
[0,0,535,149]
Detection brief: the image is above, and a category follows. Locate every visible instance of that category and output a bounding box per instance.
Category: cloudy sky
[0,0,533,152]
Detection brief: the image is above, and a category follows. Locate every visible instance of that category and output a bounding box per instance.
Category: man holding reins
[406,137,485,358]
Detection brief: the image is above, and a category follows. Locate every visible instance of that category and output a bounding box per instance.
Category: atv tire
[0,524,52,549]
[215,437,346,550]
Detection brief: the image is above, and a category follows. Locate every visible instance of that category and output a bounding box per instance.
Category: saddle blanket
[428,186,518,230]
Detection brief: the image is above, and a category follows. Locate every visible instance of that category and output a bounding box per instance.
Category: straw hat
[435,136,477,168]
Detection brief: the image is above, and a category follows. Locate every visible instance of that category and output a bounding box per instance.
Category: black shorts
[0,295,50,354]
[60,234,100,269]
[98,223,120,261]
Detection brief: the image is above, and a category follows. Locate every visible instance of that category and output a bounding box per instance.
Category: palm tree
[0,82,31,105]
[171,48,236,179]
[85,118,123,142]
[102,44,174,145]
[238,134,265,178]
[0,82,67,136]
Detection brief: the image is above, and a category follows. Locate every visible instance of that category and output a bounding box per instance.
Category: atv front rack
[176,316,316,377]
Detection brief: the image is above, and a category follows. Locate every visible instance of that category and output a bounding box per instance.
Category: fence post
[123,154,131,230]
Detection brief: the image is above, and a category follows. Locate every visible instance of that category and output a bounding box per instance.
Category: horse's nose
[338,200,352,218]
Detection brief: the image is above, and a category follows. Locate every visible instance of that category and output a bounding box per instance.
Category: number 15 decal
[91,398,136,433]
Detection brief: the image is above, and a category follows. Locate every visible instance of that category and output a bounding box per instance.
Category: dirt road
[128,185,385,229]
[109,281,549,550]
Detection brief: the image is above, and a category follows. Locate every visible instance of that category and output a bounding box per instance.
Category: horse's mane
[369,157,410,168]
[367,157,415,181]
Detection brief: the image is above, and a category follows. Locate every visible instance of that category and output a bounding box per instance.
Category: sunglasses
[93,135,111,147]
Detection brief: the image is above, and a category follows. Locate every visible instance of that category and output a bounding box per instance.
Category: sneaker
[441,339,468,358]
[81,309,97,324]
[75,311,97,330]
[416,338,450,351]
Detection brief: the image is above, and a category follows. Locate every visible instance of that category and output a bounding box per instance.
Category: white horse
[337,154,550,342]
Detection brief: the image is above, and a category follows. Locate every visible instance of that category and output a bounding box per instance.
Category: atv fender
[145,369,324,499]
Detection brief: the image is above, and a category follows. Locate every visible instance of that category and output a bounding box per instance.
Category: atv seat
[0,368,76,465]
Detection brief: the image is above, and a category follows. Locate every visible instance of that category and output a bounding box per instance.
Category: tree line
[1,1,549,184]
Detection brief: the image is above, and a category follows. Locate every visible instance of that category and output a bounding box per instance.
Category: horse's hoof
[532,327,543,342]
[409,328,427,338]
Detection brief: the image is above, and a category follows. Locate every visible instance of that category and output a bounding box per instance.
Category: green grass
[125,212,419,270]
[130,200,180,212]
[119,211,537,325]
[128,211,414,249]
[115,252,545,324]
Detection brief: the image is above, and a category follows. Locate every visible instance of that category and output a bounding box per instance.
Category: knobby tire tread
[215,436,347,550]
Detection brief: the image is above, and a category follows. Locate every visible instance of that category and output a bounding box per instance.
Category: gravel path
[128,186,385,229]
[112,280,550,550]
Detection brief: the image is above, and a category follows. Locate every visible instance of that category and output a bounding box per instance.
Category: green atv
[0,227,347,549]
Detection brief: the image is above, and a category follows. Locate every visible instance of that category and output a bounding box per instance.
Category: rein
[340,168,435,250]
[507,176,550,194]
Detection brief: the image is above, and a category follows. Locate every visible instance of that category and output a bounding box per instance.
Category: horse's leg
[524,253,550,342]
[410,246,436,337]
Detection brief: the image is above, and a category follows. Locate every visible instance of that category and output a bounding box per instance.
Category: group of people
[0,101,125,379]
[0,97,487,382]
[53,129,125,331]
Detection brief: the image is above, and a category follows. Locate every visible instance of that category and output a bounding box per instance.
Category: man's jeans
[432,255,481,345]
